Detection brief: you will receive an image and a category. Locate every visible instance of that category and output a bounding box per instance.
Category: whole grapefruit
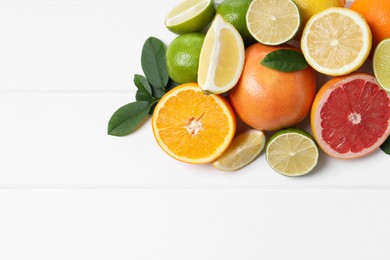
[311,73,390,159]
[228,43,316,131]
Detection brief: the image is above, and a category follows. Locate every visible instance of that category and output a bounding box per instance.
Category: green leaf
[134,74,152,96]
[135,90,154,102]
[380,136,390,155]
[107,101,151,136]
[141,37,169,89]
[260,49,309,72]
[151,86,166,99]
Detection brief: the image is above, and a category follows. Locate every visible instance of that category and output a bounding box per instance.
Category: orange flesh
[153,84,236,163]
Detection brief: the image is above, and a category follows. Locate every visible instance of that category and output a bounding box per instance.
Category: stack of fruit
[108,0,390,176]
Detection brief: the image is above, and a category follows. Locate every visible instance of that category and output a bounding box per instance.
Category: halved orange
[152,83,236,164]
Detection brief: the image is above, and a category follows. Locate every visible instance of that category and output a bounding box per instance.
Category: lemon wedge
[213,129,266,171]
[198,15,245,94]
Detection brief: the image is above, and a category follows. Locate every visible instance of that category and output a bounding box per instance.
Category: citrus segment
[165,0,215,34]
[301,7,372,76]
[246,0,300,45]
[152,83,236,164]
[311,73,390,159]
[373,38,390,92]
[198,15,245,94]
[213,129,266,171]
[266,128,319,176]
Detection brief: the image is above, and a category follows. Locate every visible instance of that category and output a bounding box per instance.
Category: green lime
[166,33,205,84]
[373,38,390,92]
[216,0,255,46]
[165,0,216,35]
[246,0,301,45]
[266,128,319,177]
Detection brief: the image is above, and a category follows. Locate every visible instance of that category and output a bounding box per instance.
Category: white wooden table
[1,0,389,259]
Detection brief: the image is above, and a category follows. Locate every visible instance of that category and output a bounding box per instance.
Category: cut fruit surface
[311,73,390,159]
[198,15,245,94]
[213,129,266,171]
[373,38,390,92]
[246,0,301,45]
[165,0,215,34]
[152,83,236,164]
[301,7,372,76]
[266,128,319,177]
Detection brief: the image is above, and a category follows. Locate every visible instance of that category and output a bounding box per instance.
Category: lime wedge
[266,128,319,176]
[373,38,390,92]
[213,129,266,171]
[246,0,301,45]
[165,0,215,35]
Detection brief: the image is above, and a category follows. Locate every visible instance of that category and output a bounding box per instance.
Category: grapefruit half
[311,73,390,159]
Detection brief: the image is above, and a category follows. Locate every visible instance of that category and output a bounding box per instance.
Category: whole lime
[216,0,255,45]
[166,33,205,84]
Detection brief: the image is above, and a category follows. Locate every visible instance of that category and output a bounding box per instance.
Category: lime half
[213,129,266,171]
[165,0,216,35]
[246,0,300,45]
[266,128,319,176]
[373,38,390,92]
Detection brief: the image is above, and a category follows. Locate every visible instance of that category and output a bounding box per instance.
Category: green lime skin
[216,0,256,46]
[166,1,216,35]
[266,128,319,177]
[166,33,205,84]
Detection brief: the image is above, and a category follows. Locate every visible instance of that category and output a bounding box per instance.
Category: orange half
[152,83,236,164]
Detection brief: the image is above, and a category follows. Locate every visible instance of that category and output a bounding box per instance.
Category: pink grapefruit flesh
[311,73,390,159]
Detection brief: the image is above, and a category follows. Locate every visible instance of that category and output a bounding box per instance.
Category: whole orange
[350,0,390,47]
[228,43,316,131]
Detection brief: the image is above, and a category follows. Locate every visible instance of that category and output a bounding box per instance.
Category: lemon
[301,7,372,76]
[293,0,345,35]
[216,0,255,46]
[197,15,245,94]
[246,0,301,46]
[266,128,319,177]
[165,0,216,35]
[373,38,390,92]
[213,129,266,171]
[166,33,205,84]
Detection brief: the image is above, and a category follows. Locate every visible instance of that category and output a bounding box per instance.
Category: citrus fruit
[166,33,205,84]
[246,0,301,45]
[350,0,390,48]
[301,7,372,76]
[165,0,216,35]
[228,43,316,131]
[197,15,245,94]
[266,128,319,177]
[216,0,255,45]
[152,83,236,164]
[293,0,345,36]
[310,73,390,159]
[213,129,266,171]
[373,38,390,92]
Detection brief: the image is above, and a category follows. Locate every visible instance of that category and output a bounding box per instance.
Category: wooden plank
[0,93,388,188]
[0,0,175,91]
[0,189,389,260]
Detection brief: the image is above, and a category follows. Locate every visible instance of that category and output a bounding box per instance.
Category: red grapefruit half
[311,73,390,159]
